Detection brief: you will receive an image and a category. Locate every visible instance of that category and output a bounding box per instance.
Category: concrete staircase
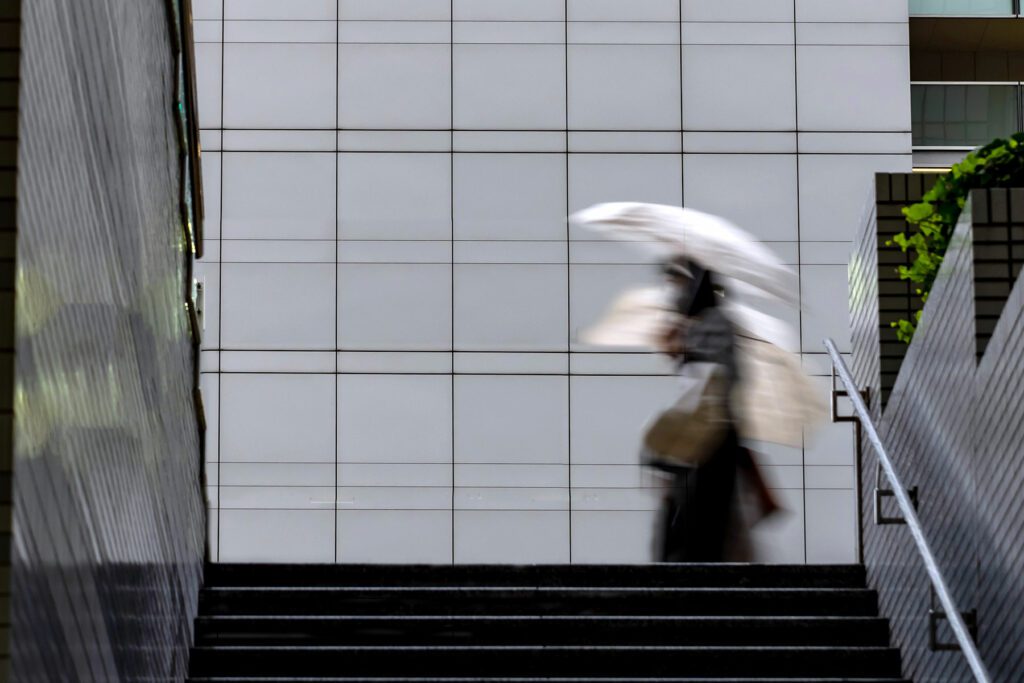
[188,564,907,682]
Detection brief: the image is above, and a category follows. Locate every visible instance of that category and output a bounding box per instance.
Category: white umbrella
[578,285,677,349]
[580,286,823,447]
[574,201,818,446]
[733,333,825,447]
[570,202,798,304]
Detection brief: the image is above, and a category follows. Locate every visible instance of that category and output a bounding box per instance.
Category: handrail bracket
[830,366,870,424]
[875,482,920,525]
[930,584,980,652]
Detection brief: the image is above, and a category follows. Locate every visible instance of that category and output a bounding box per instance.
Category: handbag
[642,362,731,468]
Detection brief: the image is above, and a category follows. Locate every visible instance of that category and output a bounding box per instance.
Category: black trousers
[658,429,740,563]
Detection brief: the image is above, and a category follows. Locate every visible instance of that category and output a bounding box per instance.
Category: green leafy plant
[889,132,1024,343]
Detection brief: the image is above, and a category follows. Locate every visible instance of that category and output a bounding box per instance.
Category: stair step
[203,564,866,589]
[188,645,902,678]
[198,587,878,617]
[194,615,891,646]
[188,679,912,683]
[190,564,904,681]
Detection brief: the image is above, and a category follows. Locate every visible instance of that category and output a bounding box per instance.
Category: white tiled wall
[193,0,912,564]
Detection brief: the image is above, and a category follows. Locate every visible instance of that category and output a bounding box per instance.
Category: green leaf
[903,202,934,223]
[893,318,916,344]
[894,133,1024,344]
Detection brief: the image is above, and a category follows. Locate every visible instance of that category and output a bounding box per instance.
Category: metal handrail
[823,338,991,683]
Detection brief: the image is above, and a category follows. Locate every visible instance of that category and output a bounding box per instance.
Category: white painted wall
[192,0,912,564]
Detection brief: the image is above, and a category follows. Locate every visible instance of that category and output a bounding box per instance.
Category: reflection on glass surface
[911,83,1020,147]
[909,0,1015,15]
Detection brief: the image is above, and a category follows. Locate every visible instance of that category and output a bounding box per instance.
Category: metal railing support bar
[823,338,991,683]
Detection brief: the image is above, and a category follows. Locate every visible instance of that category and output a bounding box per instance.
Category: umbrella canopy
[570,202,798,304]
[734,334,825,447]
[579,285,677,349]
[574,203,818,444]
[580,290,823,447]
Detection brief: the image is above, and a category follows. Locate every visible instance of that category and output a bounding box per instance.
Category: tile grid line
[202,125,914,133]
[205,18,913,24]
[211,461,842,468]
[204,126,914,131]
[792,0,808,564]
[216,0,225,562]
[565,0,572,563]
[197,149,911,157]
[678,0,684,207]
[450,0,456,563]
[334,0,340,563]
[208,42,913,48]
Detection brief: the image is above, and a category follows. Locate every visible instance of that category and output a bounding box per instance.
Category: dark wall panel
[0,0,17,678]
[10,1,205,681]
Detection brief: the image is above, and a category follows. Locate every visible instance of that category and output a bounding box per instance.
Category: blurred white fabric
[733,335,824,446]
[581,286,822,446]
[579,285,677,349]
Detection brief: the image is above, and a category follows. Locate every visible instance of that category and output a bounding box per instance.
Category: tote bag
[642,362,730,468]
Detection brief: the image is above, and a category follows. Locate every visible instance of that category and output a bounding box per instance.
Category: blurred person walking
[651,258,744,562]
[571,203,821,563]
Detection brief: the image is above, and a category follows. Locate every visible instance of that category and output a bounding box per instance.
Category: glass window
[911,83,1020,147]
[909,0,1015,16]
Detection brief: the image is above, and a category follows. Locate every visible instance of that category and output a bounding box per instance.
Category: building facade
[10,0,206,678]
[192,0,914,564]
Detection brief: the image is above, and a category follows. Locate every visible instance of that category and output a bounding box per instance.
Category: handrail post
[829,364,866,564]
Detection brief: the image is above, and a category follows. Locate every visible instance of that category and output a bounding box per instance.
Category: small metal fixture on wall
[874,477,919,526]
[929,586,980,653]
